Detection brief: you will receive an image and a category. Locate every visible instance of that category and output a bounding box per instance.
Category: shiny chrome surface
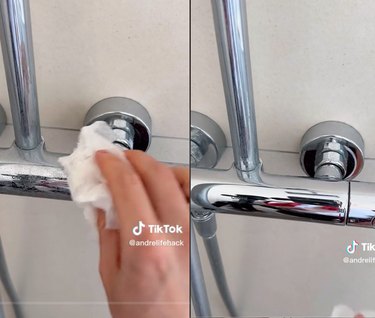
[192,147,375,230]
[0,0,155,200]
[0,141,69,200]
[84,97,152,151]
[206,2,367,227]
[192,166,349,225]
[191,111,226,168]
[314,163,343,181]
[0,126,187,200]
[192,209,217,238]
[211,0,260,177]
[194,2,372,230]
[347,181,375,228]
[314,139,348,181]
[109,118,135,150]
[193,2,375,317]
[0,0,68,200]
[0,0,42,150]
[300,121,365,180]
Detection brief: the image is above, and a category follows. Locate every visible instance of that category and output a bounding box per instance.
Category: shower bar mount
[191,0,375,231]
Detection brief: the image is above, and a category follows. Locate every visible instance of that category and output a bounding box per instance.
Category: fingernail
[96,209,106,229]
[96,150,109,155]
[95,150,110,159]
[95,150,111,164]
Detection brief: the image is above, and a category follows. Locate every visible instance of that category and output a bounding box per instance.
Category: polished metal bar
[347,181,375,228]
[192,166,350,226]
[211,0,260,177]
[191,227,212,318]
[0,163,69,200]
[192,166,375,230]
[0,142,70,200]
[0,0,42,150]
[0,133,188,200]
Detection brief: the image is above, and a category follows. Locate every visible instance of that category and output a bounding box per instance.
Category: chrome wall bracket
[300,121,365,181]
[84,97,152,151]
[191,111,226,168]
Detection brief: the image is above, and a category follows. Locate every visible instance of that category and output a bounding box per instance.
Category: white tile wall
[192,0,375,316]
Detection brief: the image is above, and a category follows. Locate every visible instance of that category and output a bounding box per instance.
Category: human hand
[95,150,189,318]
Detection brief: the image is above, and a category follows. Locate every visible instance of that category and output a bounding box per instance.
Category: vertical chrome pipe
[212,0,260,178]
[0,0,42,150]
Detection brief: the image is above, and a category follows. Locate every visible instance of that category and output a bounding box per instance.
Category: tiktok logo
[346,240,359,254]
[131,220,184,236]
[132,221,146,236]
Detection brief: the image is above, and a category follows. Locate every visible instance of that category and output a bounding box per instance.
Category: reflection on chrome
[192,168,349,225]
[0,141,70,200]
[192,164,375,229]
[348,182,375,228]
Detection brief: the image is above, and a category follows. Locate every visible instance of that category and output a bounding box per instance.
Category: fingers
[171,166,189,200]
[97,210,121,284]
[95,150,158,239]
[125,151,189,226]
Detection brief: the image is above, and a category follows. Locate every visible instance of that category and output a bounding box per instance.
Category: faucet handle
[83,97,152,151]
[300,121,365,181]
[191,111,226,168]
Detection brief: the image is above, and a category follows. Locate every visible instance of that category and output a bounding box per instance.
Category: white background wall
[192,0,375,317]
[0,1,189,317]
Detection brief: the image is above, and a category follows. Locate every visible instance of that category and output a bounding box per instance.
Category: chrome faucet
[191,0,373,231]
[191,0,374,316]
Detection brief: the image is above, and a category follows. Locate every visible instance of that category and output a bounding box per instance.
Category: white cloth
[59,121,124,229]
[331,304,375,317]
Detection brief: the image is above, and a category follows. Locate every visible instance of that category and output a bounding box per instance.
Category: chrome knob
[300,121,365,181]
[84,97,152,151]
[190,111,226,169]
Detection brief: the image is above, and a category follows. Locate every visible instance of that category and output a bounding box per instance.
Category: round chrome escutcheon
[300,121,365,180]
[84,97,152,151]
